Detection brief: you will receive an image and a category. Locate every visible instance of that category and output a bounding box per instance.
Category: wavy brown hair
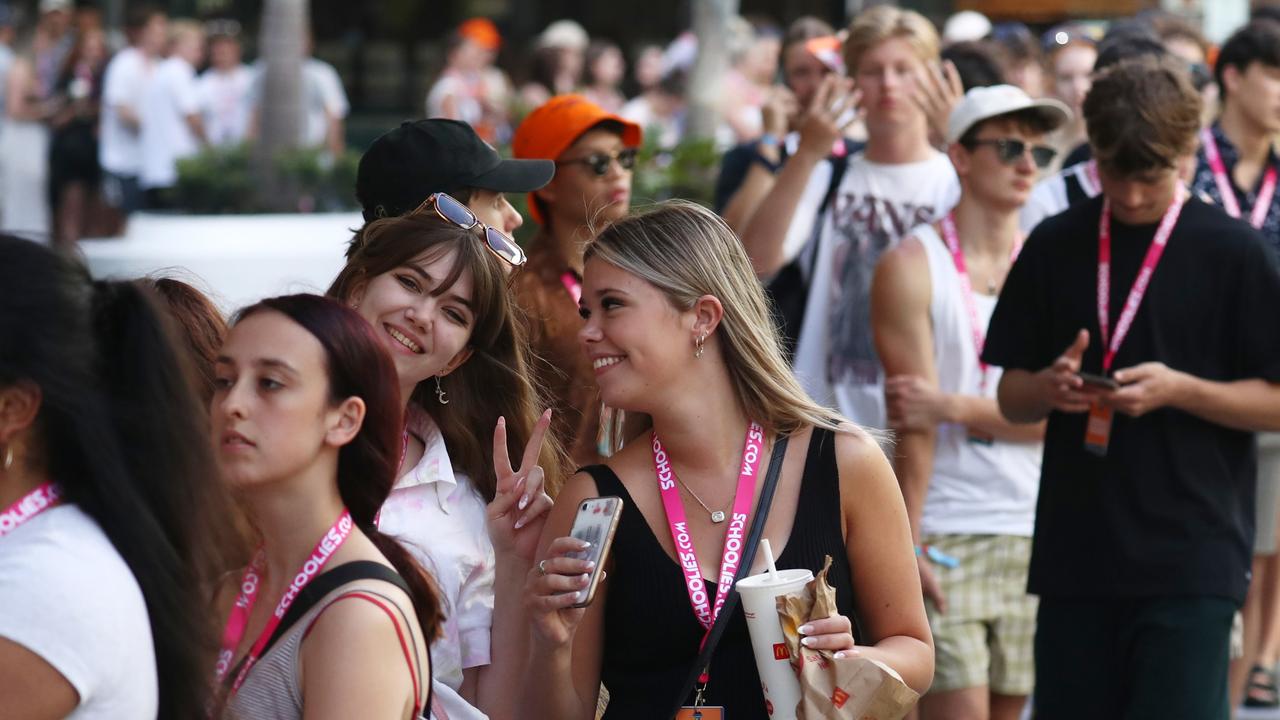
[329,213,565,500]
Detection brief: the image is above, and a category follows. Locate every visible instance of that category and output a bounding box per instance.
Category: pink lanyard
[939,215,1022,393]
[1200,128,1277,230]
[652,421,765,631]
[1097,192,1186,372]
[560,271,582,305]
[0,482,60,539]
[214,509,355,695]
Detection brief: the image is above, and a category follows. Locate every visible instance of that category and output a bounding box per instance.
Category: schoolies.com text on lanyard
[652,422,765,681]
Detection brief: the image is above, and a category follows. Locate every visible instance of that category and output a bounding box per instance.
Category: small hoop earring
[695,334,706,359]
[435,376,450,405]
[2,445,13,471]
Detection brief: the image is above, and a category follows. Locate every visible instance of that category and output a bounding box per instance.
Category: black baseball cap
[356,119,555,221]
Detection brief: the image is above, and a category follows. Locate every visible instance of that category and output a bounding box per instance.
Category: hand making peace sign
[487,409,555,564]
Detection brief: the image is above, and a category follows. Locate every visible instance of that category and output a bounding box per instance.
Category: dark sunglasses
[557,147,638,177]
[964,138,1057,170]
[412,192,526,267]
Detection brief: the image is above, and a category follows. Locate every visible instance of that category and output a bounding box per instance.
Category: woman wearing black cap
[327,118,565,720]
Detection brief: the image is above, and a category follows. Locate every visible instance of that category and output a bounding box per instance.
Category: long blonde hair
[584,200,845,438]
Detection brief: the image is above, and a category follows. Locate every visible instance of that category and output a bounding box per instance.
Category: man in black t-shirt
[984,57,1280,719]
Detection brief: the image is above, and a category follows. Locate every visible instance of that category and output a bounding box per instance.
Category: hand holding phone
[565,496,623,608]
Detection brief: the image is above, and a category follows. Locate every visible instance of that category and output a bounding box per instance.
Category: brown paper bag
[777,556,920,720]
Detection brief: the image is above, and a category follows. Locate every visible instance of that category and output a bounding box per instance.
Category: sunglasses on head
[964,138,1057,170]
[557,147,639,177]
[412,192,527,267]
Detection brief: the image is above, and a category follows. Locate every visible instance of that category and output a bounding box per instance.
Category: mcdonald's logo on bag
[772,643,790,660]
[832,687,849,708]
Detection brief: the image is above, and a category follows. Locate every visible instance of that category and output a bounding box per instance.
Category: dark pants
[1033,595,1236,720]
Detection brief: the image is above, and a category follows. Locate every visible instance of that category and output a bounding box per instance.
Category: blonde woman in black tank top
[520,202,933,719]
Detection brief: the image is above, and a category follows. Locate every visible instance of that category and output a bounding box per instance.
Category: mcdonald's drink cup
[737,568,813,719]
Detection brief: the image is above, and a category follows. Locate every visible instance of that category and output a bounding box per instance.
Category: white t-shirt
[914,224,1042,536]
[99,47,155,176]
[140,56,201,189]
[792,150,960,430]
[197,64,255,147]
[376,409,493,720]
[0,503,157,718]
[1020,159,1101,234]
[303,58,348,148]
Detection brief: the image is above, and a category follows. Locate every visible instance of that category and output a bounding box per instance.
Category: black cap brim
[470,158,556,193]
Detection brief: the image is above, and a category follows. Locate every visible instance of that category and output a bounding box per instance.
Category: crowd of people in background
[0,1,349,250]
[3,3,1280,720]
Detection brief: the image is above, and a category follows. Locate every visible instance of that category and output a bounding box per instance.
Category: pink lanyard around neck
[1201,128,1276,230]
[939,214,1021,393]
[0,482,60,539]
[213,509,354,696]
[1096,191,1186,373]
[652,421,765,631]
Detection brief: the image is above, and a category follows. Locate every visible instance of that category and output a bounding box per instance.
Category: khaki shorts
[1257,436,1280,555]
[923,533,1037,696]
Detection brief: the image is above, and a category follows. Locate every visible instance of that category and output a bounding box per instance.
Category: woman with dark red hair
[210,294,443,718]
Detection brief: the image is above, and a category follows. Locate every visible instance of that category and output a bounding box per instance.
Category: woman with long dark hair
[212,294,444,718]
[328,200,562,720]
[0,235,245,717]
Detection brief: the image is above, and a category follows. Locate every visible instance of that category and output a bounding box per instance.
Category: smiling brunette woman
[212,294,440,718]
[328,199,562,720]
[523,201,934,719]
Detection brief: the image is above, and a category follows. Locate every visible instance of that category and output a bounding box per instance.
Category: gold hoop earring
[694,334,706,359]
[435,376,450,405]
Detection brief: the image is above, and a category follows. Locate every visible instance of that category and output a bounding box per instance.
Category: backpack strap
[264,560,411,655]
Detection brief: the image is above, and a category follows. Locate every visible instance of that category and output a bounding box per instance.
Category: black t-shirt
[983,196,1280,603]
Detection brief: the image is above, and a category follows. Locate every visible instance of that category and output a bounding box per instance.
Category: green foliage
[630,134,721,210]
[174,144,362,214]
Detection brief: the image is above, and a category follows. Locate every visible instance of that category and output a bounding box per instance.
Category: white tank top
[915,223,1042,537]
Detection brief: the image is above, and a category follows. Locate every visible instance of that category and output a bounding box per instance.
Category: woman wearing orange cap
[511,95,643,467]
[426,19,512,144]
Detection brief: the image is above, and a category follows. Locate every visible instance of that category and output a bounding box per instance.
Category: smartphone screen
[566,496,624,608]
[1077,372,1120,390]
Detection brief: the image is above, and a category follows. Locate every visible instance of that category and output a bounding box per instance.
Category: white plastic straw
[760,538,779,581]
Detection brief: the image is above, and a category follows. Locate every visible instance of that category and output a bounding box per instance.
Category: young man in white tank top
[871,85,1069,720]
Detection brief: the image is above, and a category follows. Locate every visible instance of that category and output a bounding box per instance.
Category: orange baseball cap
[512,94,643,225]
[459,18,501,51]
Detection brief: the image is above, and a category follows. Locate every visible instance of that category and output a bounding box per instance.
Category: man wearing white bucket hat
[873,84,1069,720]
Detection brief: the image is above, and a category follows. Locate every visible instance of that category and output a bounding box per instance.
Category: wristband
[749,149,781,174]
[914,544,960,568]
[758,132,781,148]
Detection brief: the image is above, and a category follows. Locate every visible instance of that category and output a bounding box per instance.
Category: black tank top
[585,427,858,719]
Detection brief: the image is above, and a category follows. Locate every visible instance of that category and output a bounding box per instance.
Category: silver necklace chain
[674,475,728,523]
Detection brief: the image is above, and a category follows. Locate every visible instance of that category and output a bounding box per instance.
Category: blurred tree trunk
[685,0,738,140]
[255,0,307,212]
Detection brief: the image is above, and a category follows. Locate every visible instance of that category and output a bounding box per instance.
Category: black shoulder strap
[265,561,410,654]
[667,435,791,718]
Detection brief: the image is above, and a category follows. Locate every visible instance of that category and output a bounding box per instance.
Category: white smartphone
[566,496,624,608]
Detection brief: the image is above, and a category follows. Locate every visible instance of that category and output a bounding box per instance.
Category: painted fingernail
[801,637,816,647]
[519,495,530,510]
[514,518,525,530]
[834,651,846,659]
[577,540,592,549]
[584,561,596,571]
[579,574,590,585]
[798,624,814,635]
